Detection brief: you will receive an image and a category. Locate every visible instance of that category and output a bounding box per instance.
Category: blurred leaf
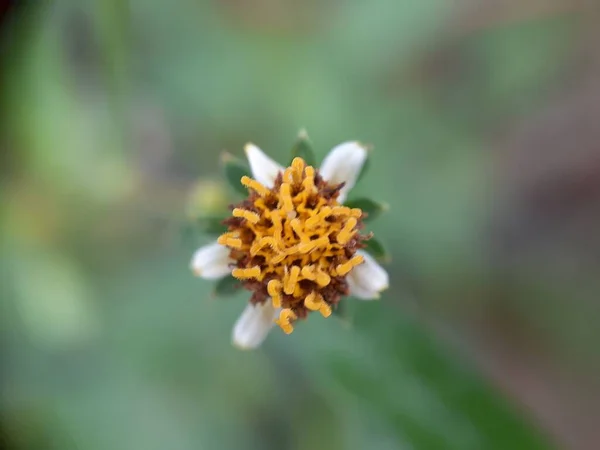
[345,197,388,222]
[363,237,390,262]
[221,152,250,196]
[289,129,316,167]
[212,275,241,297]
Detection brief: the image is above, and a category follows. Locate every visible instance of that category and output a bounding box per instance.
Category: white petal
[319,141,368,203]
[232,302,280,350]
[347,250,389,300]
[190,242,233,280]
[244,143,284,188]
[347,276,378,300]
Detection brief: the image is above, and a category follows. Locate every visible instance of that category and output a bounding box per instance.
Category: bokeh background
[2,1,600,449]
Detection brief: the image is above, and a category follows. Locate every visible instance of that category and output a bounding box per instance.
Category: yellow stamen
[301,265,316,281]
[232,266,261,279]
[319,302,332,318]
[283,167,295,184]
[271,213,283,240]
[302,166,315,192]
[305,206,331,228]
[315,270,331,287]
[275,309,297,334]
[280,183,294,213]
[267,279,282,308]
[240,175,270,197]
[220,156,373,334]
[293,284,303,298]
[271,251,288,265]
[217,234,242,249]
[232,208,260,224]
[290,218,307,241]
[291,157,305,184]
[336,217,358,245]
[304,292,322,311]
[283,266,300,295]
[303,292,332,317]
[336,254,364,276]
[298,236,330,254]
[331,206,362,218]
[250,236,278,255]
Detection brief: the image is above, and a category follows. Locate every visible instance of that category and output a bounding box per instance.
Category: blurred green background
[2,1,600,449]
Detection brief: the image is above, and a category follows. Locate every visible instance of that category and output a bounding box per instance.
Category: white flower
[346,250,389,299]
[191,141,388,350]
[190,242,233,279]
[232,302,280,350]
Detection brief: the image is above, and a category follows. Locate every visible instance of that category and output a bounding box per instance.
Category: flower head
[190,135,389,349]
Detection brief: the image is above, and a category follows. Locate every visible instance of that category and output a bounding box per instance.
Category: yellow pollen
[304,292,332,318]
[232,208,260,224]
[302,166,316,192]
[319,302,332,318]
[232,266,261,279]
[250,236,278,255]
[271,213,283,238]
[300,265,316,281]
[336,217,358,245]
[304,292,322,311]
[298,236,330,254]
[336,254,364,276]
[315,271,331,287]
[275,309,297,334]
[290,218,306,240]
[283,266,301,295]
[218,156,368,334]
[267,279,282,308]
[331,206,362,218]
[291,157,304,173]
[241,176,270,197]
[217,234,242,249]
[280,183,294,213]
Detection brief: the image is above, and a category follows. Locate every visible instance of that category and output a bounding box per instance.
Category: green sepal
[290,129,316,166]
[212,275,241,297]
[363,237,390,263]
[221,152,250,196]
[344,198,388,222]
[196,214,228,236]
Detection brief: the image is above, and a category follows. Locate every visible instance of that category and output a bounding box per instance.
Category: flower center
[218,157,368,333]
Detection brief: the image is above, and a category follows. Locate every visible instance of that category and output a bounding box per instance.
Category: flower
[190,138,389,349]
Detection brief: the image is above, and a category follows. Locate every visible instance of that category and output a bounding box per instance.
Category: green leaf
[363,236,390,262]
[196,214,228,235]
[221,152,250,196]
[345,197,388,222]
[290,129,316,166]
[212,275,241,297]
